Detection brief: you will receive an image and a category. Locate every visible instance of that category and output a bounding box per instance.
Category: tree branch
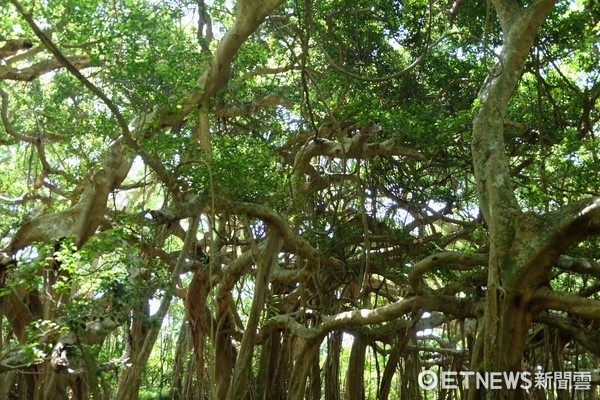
[150,195,345,274]
[555,255,600,278]
[265,295,477,342]
[535,312,600,357]
[292,123,424,180]
[513,197,600,287]
[0,38,33,60]
[10,0,132,141]
[0,89,39,143]
[408,252,488,294]
[532,287,600,320]
[7,139,132,252]
[192,0,285,152]
[0,55,92,81]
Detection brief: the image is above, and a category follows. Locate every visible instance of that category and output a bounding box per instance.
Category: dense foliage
[0,0,598,399]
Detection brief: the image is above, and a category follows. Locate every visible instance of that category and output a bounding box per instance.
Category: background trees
[0,0,598,399]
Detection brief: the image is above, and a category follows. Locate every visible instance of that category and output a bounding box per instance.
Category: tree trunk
[288,338,322,400]
[270,333,292,399]
[256,331,281,400]
[344,333,367,400]
[214,326,237,399]
[170,320,191,400]
[115,311,149,400]
[468,320,485,400]
[378,335,409,400]
[308,350,321,400]
[471,1,560,399]
[0,370,16,399]
[185,268,211,399]
[324,332,341,400]
[226,235,283,400]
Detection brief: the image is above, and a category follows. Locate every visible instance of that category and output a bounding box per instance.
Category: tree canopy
[0,0,599,399]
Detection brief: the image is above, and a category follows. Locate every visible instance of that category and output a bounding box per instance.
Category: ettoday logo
[418,370,592,391]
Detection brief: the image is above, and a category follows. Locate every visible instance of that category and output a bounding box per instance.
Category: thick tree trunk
[471,1,559,399]
[343,333,367,400]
